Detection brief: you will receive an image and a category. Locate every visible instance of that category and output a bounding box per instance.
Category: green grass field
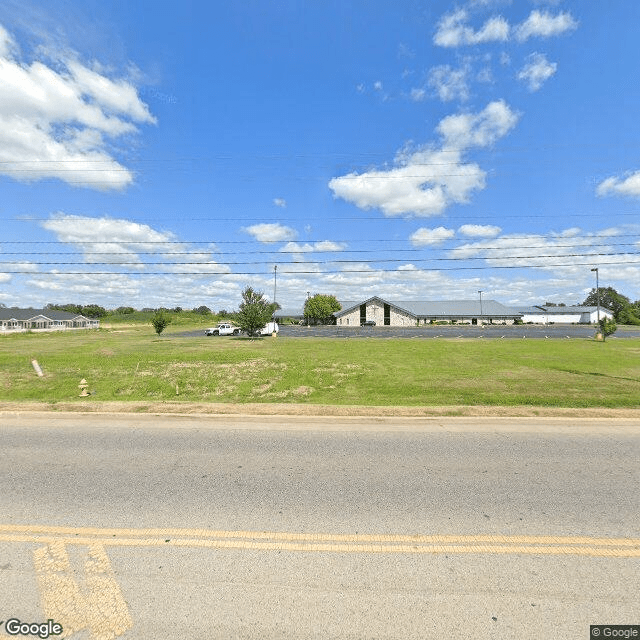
[1,325,639,408]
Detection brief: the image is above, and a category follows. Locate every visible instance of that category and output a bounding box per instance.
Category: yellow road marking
[1,524,638,557]
[33,542,132,640]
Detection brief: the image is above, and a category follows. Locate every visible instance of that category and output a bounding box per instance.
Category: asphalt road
[1,413,639,639]
[179,324,640,339]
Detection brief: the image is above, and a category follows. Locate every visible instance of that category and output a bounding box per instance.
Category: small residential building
[516,305,614,324]
[334,296,522,326]
[0,308,100,332]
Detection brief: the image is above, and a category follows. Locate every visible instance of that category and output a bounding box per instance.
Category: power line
[3,250,640,267]
[4,259,640,276]
[3,241,640,257]
[2,232,640,246]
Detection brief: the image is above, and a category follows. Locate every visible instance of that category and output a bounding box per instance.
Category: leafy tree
[598,317,617,341]
[151,311,171,335]
[193,305,212,315]
[304,294,341,325]
[44,303,107,317]
[582,287,640,324]
[617,306,640,326]
[81,304,107,318]
[113,306,135,315]
[236,287,277,337]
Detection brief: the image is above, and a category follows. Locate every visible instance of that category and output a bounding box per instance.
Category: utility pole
[273,265,277,323]
[478,290,483,326]
[273,265,277,304]
[591,267,600,327]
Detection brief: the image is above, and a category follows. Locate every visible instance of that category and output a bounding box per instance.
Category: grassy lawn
[1,325,639,408]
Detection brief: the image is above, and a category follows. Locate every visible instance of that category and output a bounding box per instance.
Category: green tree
[304,294,341,325]
[598,317,617,341]
[81,304,107,318]
[193,305,212,315]
[582,287,640,324]
[151,311,171,335]
[236,287,277,337]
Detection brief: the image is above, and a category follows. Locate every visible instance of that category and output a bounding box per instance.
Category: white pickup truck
[204,323,241,336]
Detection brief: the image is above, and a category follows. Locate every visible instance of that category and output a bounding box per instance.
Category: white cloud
[434,10,510,47]
[280,241,347,264]
[42,213,178,265]
[410,87,426,102]
[273,198,287,208]
[373,80,383,91]
[596,171,640,199]
[329,101,518,217]
[448,228,630,272]
[0,24,155,191]
[329,149,485,217]
[428,65,470,102]
[243,223,297,243]
[0,261,38,274]
[39,212,232,274]
[312,240,348,252]
[458,224,501,237]
[437,99,519,150]
[434,9,577,48]
[515,10,578,41]
[517,53,557,91]
[410,227,456,246]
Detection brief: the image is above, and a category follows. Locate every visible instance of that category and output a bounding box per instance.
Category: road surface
[1,413,638,639]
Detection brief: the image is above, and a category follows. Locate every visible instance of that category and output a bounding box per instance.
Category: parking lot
[180,324,640,340]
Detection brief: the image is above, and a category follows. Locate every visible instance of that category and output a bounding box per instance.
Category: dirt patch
[1,400,639,419]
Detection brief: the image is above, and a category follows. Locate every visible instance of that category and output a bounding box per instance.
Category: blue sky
[1,0,639,311]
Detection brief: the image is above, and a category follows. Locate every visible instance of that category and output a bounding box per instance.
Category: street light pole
[306,291,310,327]
[478,290,483,326]
[591,267,600,327]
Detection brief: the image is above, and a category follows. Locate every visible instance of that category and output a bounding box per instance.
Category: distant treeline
[43,304,230,318]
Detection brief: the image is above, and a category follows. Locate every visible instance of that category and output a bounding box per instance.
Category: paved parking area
[178,325,640,339]
[278,325,640,339]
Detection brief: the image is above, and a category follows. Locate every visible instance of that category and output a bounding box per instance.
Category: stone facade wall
[336,308,360,326]
[336,302,417,326]
[335,301,520,326]
[389,307,416,326]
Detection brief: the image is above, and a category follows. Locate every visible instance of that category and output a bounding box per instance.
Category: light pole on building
[478,290,483,326]
[591,267,600,327]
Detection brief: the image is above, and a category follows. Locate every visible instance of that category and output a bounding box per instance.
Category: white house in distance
[334,296,522,326]
[515,305,614,324]
[0,308,100,332]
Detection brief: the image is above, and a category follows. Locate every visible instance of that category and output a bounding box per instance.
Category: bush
[597,317,617,341]
[151,311,171,335]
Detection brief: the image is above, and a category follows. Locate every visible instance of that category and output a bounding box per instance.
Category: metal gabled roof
[334,297,521,318]
[0,308,93,321]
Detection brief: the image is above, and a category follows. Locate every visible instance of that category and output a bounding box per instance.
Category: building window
[360,304,366,325]
[384,303,390,326]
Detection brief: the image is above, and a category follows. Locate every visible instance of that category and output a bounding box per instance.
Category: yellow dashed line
[0,525,638,557]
